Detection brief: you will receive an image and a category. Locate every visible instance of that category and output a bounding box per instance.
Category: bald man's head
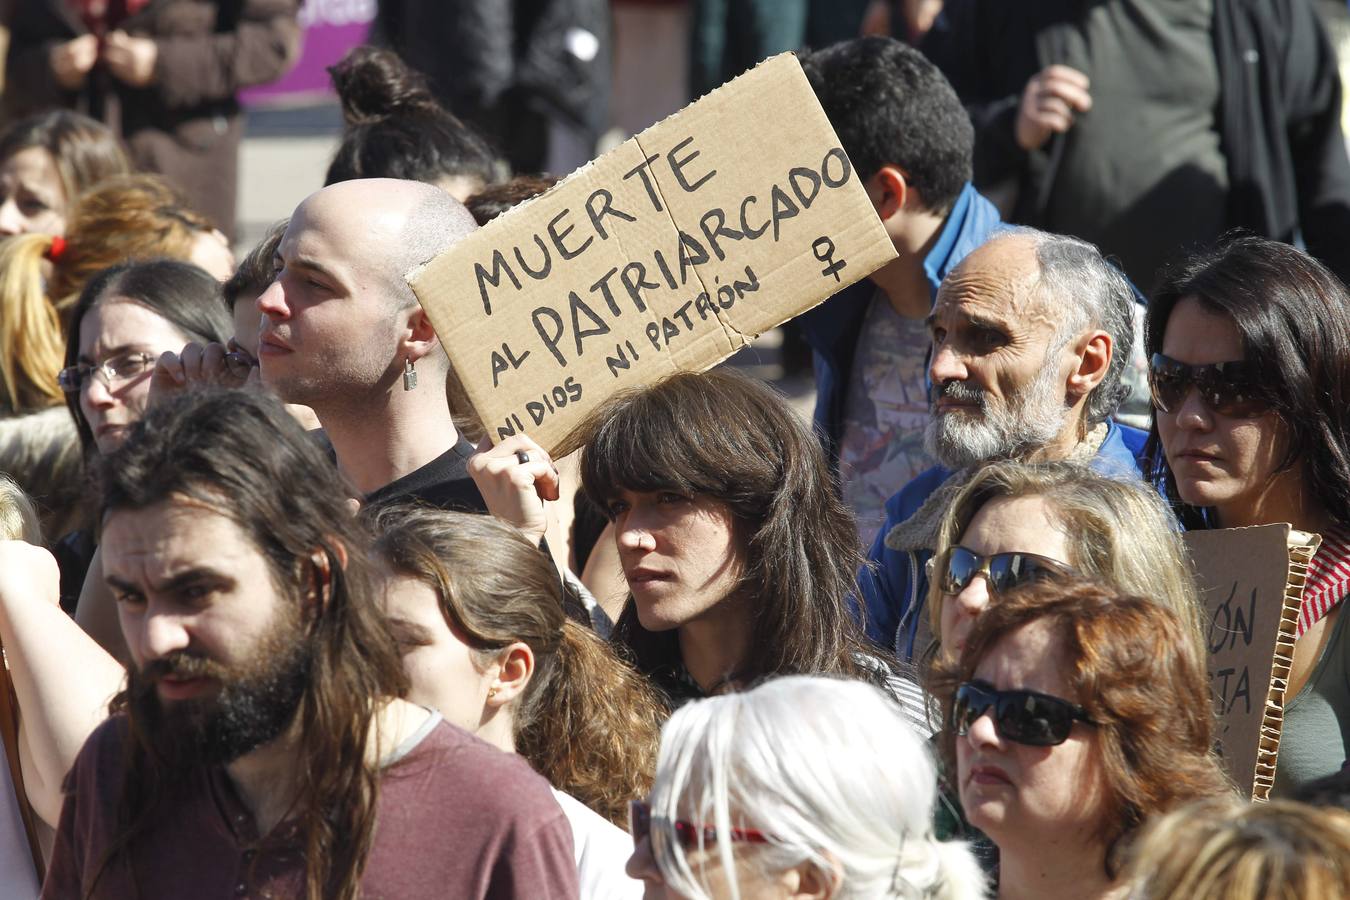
[295,178,478,309]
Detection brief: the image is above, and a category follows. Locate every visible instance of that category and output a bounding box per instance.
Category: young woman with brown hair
[577,368,894,707]
[0,109,128,240]
[370,505,663,898]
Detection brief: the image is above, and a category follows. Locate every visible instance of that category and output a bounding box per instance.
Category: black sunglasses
[935,546,1072,597]
[952,681,1094,747]
[1148,353,1271,418]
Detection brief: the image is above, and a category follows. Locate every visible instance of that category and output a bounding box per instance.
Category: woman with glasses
[924,459,1204,668]
[627,674,988,899]
[54,259,232,627]
[931,579,1232,900]
[1146,234,1350,796]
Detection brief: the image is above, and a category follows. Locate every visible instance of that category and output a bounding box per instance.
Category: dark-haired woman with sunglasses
[931,579,1233,900]
[1147,234,1350,796]
[627,674,988,899]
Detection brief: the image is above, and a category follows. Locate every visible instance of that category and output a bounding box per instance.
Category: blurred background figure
[371,0,610,175]
[325,45,501,199]
[0,109,127,239]
[3,0,303,241]
[921,0,1350,291]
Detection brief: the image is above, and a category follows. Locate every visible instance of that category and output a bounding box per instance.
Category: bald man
[258,178,488,509]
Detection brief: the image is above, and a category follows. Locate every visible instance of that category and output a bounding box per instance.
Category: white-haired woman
[626,675,987,900]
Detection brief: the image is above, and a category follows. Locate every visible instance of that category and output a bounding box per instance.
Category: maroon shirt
[42,715,580,899]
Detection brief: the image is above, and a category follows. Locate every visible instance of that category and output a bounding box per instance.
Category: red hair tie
[45,236,67,262]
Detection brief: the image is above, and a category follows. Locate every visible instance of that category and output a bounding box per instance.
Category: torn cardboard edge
[1251,529,1319,802]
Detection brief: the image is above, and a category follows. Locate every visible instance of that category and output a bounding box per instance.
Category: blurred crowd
[0,2,1348,899]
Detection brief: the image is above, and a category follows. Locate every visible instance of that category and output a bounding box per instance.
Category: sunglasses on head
[951,681,1094,747]
[934,546,1072,597]
[1148,353,1271,418]
[628,799,770,851]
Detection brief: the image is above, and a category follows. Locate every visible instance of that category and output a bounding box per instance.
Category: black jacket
[921,0,1350,286]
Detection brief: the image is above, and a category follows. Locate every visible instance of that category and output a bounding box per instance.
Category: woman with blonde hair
[923,460,1204,667]
[0,173,233,414]
[1124,797,1350,900]
[369,505,665,898]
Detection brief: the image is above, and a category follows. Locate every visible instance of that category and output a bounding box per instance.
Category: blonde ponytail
[0,233,65,411]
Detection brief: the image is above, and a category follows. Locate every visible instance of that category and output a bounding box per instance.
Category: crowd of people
[0,3,1348,899]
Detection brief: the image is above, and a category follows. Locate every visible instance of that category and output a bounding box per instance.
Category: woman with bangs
[576,367,895,709]
[1145,234,1350,796]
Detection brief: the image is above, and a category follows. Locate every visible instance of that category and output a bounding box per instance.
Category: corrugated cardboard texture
[1184,524,1318,799]
[409,52,897,454]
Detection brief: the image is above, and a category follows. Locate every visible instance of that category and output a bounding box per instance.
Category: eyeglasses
[57,351,156,394]
[1148,353,1271,418]
[934,546,1072,597]
[951,681,1095,747]
[628,799,770,851]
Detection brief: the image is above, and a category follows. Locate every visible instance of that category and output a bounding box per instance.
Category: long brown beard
[127,607,314,770]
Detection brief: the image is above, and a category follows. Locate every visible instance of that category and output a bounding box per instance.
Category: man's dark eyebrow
[925,310,1010,334]
[105,567,233,596]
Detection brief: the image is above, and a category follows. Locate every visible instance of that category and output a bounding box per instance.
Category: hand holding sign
[467,434,561,545]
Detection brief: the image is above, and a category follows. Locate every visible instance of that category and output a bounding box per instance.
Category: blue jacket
[798,182,1003,456]
[858,420,1149,658]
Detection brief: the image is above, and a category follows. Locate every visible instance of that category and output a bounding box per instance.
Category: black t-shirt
[363,438,488,513]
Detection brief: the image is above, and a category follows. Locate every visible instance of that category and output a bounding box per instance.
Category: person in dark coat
[3,0,302,240]
[921,0,1350,290]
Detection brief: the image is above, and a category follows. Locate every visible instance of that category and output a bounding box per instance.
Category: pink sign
[241,0,375,105]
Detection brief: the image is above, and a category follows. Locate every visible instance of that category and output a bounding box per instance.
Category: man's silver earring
[403,357,418,391]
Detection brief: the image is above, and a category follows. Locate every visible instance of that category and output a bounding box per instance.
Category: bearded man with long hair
[40,389,578,900]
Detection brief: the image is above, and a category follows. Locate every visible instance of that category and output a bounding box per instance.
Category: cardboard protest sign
[410,53,897,454]
[1184,525,1319,800]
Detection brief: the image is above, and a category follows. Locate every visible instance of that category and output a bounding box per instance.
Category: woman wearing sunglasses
[925,459,1204,666]
[1146,235,1350,796]
[627,674,988,899]
[931,578,1232,900]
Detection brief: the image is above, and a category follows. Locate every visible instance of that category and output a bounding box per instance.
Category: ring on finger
[516,450,531,465]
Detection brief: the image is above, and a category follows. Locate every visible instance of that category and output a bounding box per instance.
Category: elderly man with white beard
[856,227,1147,659]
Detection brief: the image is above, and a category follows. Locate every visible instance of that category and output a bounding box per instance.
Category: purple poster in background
[240,0,375,106]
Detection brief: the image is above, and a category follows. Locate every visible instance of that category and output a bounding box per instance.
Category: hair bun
[329,45,440,126]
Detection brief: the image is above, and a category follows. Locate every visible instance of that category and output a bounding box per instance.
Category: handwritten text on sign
[410,53,896,454]
[1184,526,1309,798]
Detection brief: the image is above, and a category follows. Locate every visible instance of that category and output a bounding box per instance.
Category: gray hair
[995,226,1136,424]
[648,676,988,900]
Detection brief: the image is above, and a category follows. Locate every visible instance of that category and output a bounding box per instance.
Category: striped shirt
[1299,527,1350,636]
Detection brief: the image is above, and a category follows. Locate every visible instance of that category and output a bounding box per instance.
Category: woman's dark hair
[325,46,499,191]
[370,506,665,826]
[1145,234,1350,529]
[929,578,1233,878]
[0,110,130,206]
[465,174,558,226]
[92,389,408,900]
[577,368,885,702]
[64,259,233,456]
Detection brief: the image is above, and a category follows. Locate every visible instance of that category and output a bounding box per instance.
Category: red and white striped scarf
[1299,526,1350,636]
